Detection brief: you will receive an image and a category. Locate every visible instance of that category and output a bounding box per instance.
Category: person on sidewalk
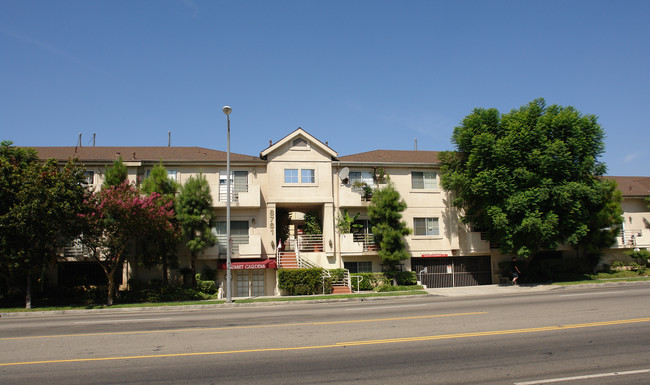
[511,257,521,285]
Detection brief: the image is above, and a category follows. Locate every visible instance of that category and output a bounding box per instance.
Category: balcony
[215,183,261,208]
[338,233,377,254]
[199,234,261,260]
[613,229,644,249]
[61,238,92,260]
[339,184,373,207]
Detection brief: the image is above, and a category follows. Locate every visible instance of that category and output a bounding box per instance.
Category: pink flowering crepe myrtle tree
[79,181,180,306]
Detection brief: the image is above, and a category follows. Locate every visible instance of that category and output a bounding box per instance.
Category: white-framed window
[145,169,177,181]
[349,171,374,186]
[301,169,315,184]
[411,171,437,190]
[414,217,439,236]
[284,168,315,184]
[284,169,299,183]
[83,171,94,185]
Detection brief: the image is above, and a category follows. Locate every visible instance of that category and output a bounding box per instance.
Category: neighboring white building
[32,129,650,296]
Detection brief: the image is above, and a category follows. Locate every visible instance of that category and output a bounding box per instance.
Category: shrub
[611,260,625,268]
[196,274,218,295]
[374,284,423,292]
[350,273,382,291]
[328,268,347,282]
[278,268,325,295]
[625,249,650,267]
[393,271,417,285]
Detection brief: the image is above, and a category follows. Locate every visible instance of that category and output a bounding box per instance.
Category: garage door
[411,256,492,288]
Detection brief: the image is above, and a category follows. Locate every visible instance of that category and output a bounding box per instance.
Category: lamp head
[222,106,232,115]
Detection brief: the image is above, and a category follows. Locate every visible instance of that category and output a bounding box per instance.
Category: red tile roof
[29,146,263,163]
[338,150,441,164]
[605,176,650,197]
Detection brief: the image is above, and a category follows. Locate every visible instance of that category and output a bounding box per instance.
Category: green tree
[103,156,128,187]
[80,181,179,305]
[0,141,88,309]
[141,161,178,199]
[440,98,620,259]
[367,182,412,273]
[336,209,361,234]
[576,181,623,271]
[140,161,180,285]
[176,174,216,286]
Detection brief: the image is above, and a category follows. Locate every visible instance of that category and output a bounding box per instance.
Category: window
[344,261,373,273]
[284,168,315,184]
[215,220,250,254]
[411,171,437,190]
[284,169,299,183]
[83,171,94,185]
[349,171,374,186]
[220,171,249,201]
[414,218,439,236]
[292,138,308,148]
[145,169,177,181]
[301,169,315,184]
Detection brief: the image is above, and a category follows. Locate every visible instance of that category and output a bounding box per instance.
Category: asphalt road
[1,283,649,384]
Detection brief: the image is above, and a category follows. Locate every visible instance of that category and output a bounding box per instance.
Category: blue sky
[1,0,648,176]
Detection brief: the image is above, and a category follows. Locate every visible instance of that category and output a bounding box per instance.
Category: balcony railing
[619,229,643,248]
[215,234,250,255]
[62,239,92,258]
[219,183,249,202]
[284,234,324,252]
[353,233,377,251]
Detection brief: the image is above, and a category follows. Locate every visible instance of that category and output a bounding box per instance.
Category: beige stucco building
[33,129,650,296]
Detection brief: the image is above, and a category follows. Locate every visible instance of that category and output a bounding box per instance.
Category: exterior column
[267,203,277,257]
[323,202,338,266]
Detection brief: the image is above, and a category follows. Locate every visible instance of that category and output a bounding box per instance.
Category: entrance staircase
[276,237,352,294]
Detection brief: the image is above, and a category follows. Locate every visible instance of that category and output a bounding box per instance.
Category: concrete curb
[0,292,429,318]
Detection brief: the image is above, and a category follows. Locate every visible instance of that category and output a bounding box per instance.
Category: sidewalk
[425,280,650,297]
[424,283,557,297]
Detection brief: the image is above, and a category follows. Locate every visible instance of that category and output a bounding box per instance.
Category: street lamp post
[222,105,233,303]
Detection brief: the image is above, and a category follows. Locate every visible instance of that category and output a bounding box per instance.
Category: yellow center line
[338,317,650,345]
[1,317,648,367]
[0,312,486,341]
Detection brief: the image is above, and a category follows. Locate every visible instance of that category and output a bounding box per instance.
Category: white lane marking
[345,304,425,311]
[559,291,624,297]
[514,368,650,384]
[74,318,173,324]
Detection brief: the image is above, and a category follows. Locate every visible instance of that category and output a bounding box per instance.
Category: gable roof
[29,146,263,164]
[260,128,338,159]
[339,150,441,165]
[606,176,650,197]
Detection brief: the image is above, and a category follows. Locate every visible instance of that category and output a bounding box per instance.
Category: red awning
[421,254,449,258]
[217,259,277,270]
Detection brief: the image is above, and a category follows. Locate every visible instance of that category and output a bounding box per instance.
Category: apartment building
[32,129,650,296]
